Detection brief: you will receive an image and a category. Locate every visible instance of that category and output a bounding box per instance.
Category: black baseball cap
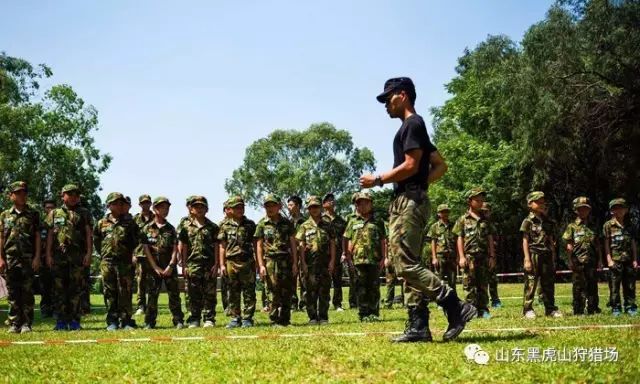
[376,77,416,103]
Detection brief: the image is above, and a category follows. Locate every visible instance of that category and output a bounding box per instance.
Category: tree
[0,52,111,218]
[225,123,375,212]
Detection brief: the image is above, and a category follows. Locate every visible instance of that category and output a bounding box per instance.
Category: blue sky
[2,0,553,222]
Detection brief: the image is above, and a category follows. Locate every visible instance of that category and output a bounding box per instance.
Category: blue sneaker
[612,309,622,317]
[68,320,82,331]
[53,321,68,331]
[241,319,254,328]
[491,301,502,309]
[226,317,241,329]
[482,311,492,319]
[106,323,118,331]
[627,308,638,316]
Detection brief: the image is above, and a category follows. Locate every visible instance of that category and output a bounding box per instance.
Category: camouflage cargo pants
[571,260,599,314]
[488,269,500,303]
[145,267,184,326]
[135,257,151,310]
[52,253,84,323]
[305,267,331,321]
[355,264,380,318]
[437,253,458,294]
[186,263,217,323]
[38,261,55,315]
[226,257,256,320]
[384,265,404,307]
[4,257,34,327]
[100,261,133,326]
[522,252,557,315]
[388,192,449,302]
[462,256,489,313]
[609,260,636,312]
[331,260,343,309]
[265,257,293,324]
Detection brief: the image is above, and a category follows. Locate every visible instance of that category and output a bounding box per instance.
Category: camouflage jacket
[602,218,634,262]
[133,212,155,257]
[520,212,555,254]
[344,214,385,265]
[322,212,347,255]
[94,213,140,264]
[255,214,295,258]
[178,217,219,265]
[45,204,93,255]
[296,217,335,267]
[0,205,41,258]
[218,216,256,260]
[142,220,177,267]
[562,218,598,264]
[453,212,492,257]
[426,220,456,256]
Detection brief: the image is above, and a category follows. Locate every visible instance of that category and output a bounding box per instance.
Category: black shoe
[392,306,432,343]
[438,289,477,342]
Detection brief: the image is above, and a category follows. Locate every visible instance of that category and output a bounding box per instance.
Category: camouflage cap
[139,194,152,203]
[351,192,359,204]
[9,181,27,193]
[153,196,171,206]
[481,202,492,211]
[106,192,126,204]
[572,196,591,210]
[354,191,372,202]
[124,196,132,205]
[322,192,335,203]
[437,204,450,212]
[227,195,245,208]
[190,195,208,207]
[186,195,196,206]
[464,187,486,200]
[609,198,627,209]
[61,184,80,194]
[526,191,545,204]
[306,195,322,207]
[263,194,281,205]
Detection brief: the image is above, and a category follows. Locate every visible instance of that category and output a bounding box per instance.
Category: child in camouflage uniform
[521,191,561,319]
[453,188,495,319]
[255,194,298,326]
[427,204,457,293]
[219,196,257,328]
[562,196,601,315]
[178,196,219,328]
[344,191,386,321]
[94,192,141,330]
[141,197,184,329]
[603,198,637,316]
[297,196,336,324]
[0,181,41,334]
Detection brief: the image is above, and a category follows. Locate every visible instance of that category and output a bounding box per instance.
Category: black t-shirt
[392,114,438,193]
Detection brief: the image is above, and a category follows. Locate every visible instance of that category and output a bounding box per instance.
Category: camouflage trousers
[186,263,217,323]
[220,274,230,311]
[4,257,34,327]
[38,261,55,315]
[388,192,449,302]
[609,260,636,312]
[384,265,404,307]
[100,261,133,326]
[292,259,306,310]
[488,269,500,303]
[145,267,184,326]
[355,264,380,318]
[347,261,357,308]
[571,260,599,314]
[436,253,458,294]
[265,257,294,325]
[226,257,256,320]
[135,257,151,310]
[462,255,490,313]
[305,266,331,321]
[52,254,84,323]
[331,260,343,309]
[80,265,91,313]
[523,252,557,315]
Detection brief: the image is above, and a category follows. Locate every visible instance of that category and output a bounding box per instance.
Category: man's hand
[633,260,638,269]
[359,174,376,188]
[83,254,91,268]
[154,266,164,277]
[259,265,267,280]
[432,258,439,269]
[219,264,227,277]
[384,258,391,268]
[524,259,533,273]
[458,258,467,269]
[163,266,173,277]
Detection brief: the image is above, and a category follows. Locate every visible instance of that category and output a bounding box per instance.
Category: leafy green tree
[0,52,111,218]
[225,123,375,213]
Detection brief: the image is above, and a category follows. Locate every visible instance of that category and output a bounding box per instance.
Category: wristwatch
[374,175,383,187]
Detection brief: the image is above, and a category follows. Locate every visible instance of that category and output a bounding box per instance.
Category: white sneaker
[549,310,563,318]
[203,320,215,328]
[135,308,145,316]
[524,310,536,319]
[335,307,345,312]
[20,325,32,334]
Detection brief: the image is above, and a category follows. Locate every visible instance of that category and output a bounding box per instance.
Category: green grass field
[0,283,638,383]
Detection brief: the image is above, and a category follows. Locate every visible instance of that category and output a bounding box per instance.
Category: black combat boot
[437,289,477,342]
[392,305,432,343]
